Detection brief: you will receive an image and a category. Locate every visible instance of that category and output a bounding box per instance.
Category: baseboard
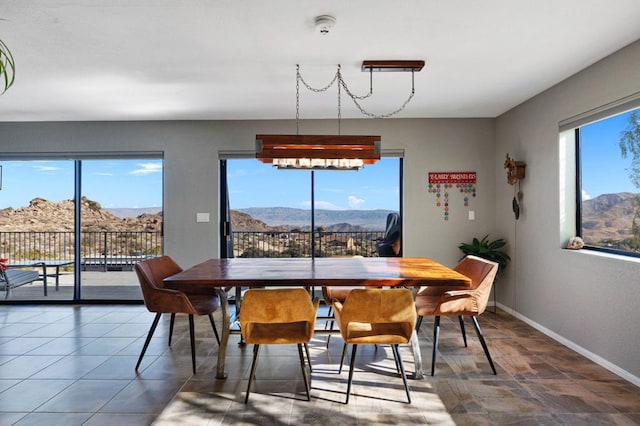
[495,302,640,388]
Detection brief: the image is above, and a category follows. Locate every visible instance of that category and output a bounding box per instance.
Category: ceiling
[1,0,639,122]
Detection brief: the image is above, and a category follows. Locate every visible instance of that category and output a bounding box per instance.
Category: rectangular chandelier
[256,134,381,170]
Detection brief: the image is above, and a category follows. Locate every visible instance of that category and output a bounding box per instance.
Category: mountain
[238,207,395,231]
[106,207,162,219]
[0,197,162,232]
[582,192,638,243]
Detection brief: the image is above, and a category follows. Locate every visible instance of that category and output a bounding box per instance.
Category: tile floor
[0,303,639,425]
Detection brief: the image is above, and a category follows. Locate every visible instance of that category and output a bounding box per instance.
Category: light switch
[468,210,475,220]
[196,213,210,223]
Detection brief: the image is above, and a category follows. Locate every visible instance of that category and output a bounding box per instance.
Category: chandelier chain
[296,65,300,135]
[296,65,416,119]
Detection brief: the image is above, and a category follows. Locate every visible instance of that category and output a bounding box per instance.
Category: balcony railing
[233,230,386,258]
[0,231,162,271]
[0,230,384,268]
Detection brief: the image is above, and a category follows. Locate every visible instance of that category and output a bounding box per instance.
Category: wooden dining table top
[163,257,471,290]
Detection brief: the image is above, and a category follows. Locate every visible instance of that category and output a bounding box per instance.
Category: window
[575,106,640,256]
[222,157,401,258]
[0,157,163,302]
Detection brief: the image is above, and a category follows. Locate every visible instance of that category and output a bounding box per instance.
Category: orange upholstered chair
[135,256,220,374]
[240,288,320,403]
[333,288,416,404]
[415,255,499,376]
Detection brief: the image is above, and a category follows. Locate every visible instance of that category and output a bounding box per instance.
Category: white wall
[0,117,495,269]
[495,39,640,382]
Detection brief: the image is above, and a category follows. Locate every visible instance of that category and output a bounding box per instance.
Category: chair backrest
[450,255,499,314]
[337,288,416,339]
[240,288,320,343]
[240,288,318,325]
[135,255,190,313]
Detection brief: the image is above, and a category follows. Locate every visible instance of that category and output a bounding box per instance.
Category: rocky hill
[231,210,275,232]
[0,197,162,232]
[582,192,639,244]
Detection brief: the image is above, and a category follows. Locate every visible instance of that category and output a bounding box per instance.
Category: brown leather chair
[240,288,320,403]
[333,288,416,404]
[135,255,220,374]
[415,255,499,376]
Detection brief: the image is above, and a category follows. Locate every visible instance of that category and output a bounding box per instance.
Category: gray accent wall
[496,39,640,382]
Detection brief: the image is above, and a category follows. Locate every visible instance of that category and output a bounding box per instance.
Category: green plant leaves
[0,38,16,94]
[458,234,511,270]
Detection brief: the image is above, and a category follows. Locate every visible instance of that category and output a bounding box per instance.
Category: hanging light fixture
[256,58,424,170]
[256,134,381,170]
[0,37,15,94]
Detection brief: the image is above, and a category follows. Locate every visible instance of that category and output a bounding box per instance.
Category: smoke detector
[314,15,336,35]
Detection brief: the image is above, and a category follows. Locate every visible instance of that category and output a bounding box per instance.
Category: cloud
[582,189,591,200]
[300,200,342,210]
[32,165,61,172]
[93,172,113,176]
[130,163,162,175]
[348,195,365,208]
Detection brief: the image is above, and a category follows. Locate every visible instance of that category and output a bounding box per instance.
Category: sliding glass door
[0,157,163,302]
[79,159,163,300]
[223,157,401,258]
[0,160,75,301]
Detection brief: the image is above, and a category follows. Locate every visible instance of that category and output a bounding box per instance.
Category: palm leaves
[0,38,15,94]
[458,234,511,270]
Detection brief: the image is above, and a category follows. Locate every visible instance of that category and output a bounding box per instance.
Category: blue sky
[0,157,399,211]
[227,157,400,211]
[580,109,639,199]
[0,159,162,209]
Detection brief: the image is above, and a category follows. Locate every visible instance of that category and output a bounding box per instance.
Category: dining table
[163,256,471,380]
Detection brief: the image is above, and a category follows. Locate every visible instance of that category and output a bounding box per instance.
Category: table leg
[40,263,48,296]
[55,266,61,291]
[235,286,246,346]
[214,288,230,380]
[410,329,424,380]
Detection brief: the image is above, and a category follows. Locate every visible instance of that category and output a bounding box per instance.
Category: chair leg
[304,343,313,372]
[324,306,333,330]
[458,315,467,347]
[136,312,161,371]
[245,344,261,403]
[345,344,358,404]
[339,343,348,374]
[298,343,311,401]
[325,306,334,348]
[390,343,400,374]
[392,344,411,404]
[208,314,220,345]
[188,314,196,374]
[470,316,497,375]
[168,313,176,346]
[415,315,423,332]
[431,316,441,376]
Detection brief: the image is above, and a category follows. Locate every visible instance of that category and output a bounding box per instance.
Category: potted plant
[0,38,16,94]
[458,234,510,271]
